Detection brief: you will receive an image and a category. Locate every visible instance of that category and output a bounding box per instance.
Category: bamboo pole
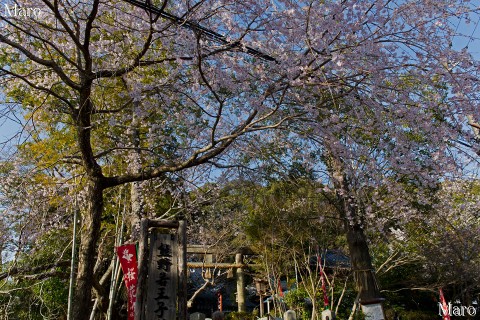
[178,220,187,320]
[107,213,124,320]
[67,201,79,320]
[134,219,149,320]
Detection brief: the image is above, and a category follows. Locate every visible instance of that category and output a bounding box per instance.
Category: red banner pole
[439,288,451,320]
[317,248,329,308]
[116,244,139,320]
[217,292,223,312]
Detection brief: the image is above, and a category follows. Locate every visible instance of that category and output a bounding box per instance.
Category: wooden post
[148,219,179,229]
[135,219,149,320]
[259,294,264,317]
[178,220,187,320]
[235,253,246,312]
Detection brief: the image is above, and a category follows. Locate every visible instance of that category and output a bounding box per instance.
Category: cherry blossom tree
[414,180,480,300]
[0,0,298,317]
[369,179,480,312]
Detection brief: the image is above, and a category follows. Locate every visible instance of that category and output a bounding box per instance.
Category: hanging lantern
[255,279,268,295]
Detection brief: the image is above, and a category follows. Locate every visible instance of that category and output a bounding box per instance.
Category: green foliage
[283,288,311,320]
[242,179,346,264]
[331,284,360,320]
[0,227,70,319]
[31,277,69,318]
[384,308,434,320]
[351,311,365,320]
[0,278,67,320]
[225,311,256,320]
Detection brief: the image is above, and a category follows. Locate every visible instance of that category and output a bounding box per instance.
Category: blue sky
[452,9,480,59]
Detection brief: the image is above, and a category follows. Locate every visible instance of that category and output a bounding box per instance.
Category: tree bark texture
[72,178,104,320]
[129,105,145,241]
[345,222,381,302]
[326,151,382,303]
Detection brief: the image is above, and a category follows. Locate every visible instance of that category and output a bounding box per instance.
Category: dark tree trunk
[72,178,104,320]
[326,150,383,304]
[70,77,107,320]
[345,222,381,302]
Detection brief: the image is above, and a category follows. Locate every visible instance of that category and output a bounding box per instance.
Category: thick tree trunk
[345,222,381,302]
[70,79,108,319]
[326,150,383,304]
[72,178,104,320]
[130,180,143,239]
[129,103,144,241]
[129,150,144,240]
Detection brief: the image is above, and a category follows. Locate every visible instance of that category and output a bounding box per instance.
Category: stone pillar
[284,310,297,320]
[190,312,206,320]
[235,253,246,312]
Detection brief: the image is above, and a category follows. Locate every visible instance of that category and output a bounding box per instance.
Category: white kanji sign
[116,244,138,320]
[125,268,136,282]
[122,248,134,262]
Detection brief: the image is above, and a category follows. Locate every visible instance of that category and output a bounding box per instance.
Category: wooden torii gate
[186,244,257,313]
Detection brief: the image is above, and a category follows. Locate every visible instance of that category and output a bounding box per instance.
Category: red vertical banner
[439,288,451,320]
[217,292,223,311]
[277,279,284,297]
[117,244,138,320]
[317,249,329,307]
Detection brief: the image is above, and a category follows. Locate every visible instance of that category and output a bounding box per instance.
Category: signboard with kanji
[145,232,178,320]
